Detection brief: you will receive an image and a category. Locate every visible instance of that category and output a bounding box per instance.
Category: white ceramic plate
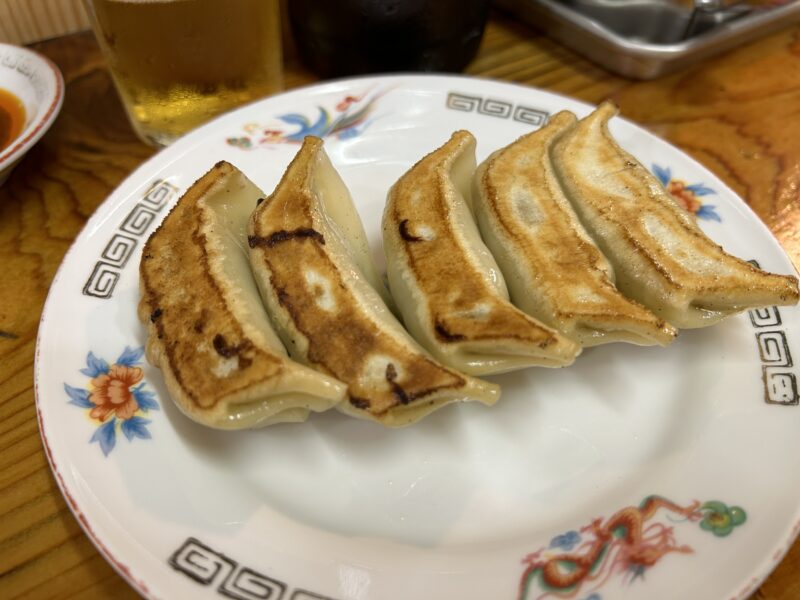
[35,75,800,600]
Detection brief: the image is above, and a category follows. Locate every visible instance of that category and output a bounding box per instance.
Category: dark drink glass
[289,0,489,78]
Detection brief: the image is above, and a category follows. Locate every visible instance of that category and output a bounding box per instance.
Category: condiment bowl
[0,43,64,186]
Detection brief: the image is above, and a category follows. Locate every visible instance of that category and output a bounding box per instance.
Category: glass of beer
[83,0,283,147]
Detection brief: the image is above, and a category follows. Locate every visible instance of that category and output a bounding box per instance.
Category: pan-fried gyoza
[247,136,499,427]
[551,102,799,328]
[473,112,677,347]
[138,162,347,429]
[139,103,799,432]
[383,130,580,374]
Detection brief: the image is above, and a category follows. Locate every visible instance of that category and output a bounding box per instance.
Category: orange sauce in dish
[0,88,26,153]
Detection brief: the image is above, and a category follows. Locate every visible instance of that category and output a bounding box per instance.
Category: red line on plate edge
[34,324,156,598]
[731,516,800,599]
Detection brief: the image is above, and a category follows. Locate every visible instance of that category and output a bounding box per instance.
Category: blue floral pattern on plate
[653,164,721,222]
[64,346,158,456]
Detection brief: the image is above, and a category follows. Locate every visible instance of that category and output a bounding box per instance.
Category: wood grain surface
[1,11,800,599]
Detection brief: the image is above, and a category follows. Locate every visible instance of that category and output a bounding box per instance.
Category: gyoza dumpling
[138,161,347,429]
[383,130,580,373]
[247,136,499,427]
[473,112,677,347]
[552,102,799,328]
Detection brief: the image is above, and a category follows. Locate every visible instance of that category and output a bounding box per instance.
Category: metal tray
[494,0,800,79]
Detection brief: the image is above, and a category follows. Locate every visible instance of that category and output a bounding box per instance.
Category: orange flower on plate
[66,347,158,456]
[667,180,702,214]
[652,164,721,222]
[89,364,143,421]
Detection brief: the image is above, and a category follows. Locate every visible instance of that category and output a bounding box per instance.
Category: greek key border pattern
[169,538,337,600]
[748,260,797,406]
[82,180,178,299]
[446,92,549,127]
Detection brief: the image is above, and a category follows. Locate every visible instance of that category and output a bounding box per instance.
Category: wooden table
[2,13,799,600]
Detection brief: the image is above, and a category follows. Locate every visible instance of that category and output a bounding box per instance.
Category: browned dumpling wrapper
[247,136,499,427]
[383,130,580,373]
[473,112,677,347]
[139,161,347,429]
[552,102,799,328]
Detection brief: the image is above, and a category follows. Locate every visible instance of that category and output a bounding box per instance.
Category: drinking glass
[83,0,283,147]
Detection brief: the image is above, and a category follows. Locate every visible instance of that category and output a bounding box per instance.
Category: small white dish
[0,42,64,185]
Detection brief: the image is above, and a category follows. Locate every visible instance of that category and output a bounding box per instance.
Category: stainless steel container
[494,0,800,78]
